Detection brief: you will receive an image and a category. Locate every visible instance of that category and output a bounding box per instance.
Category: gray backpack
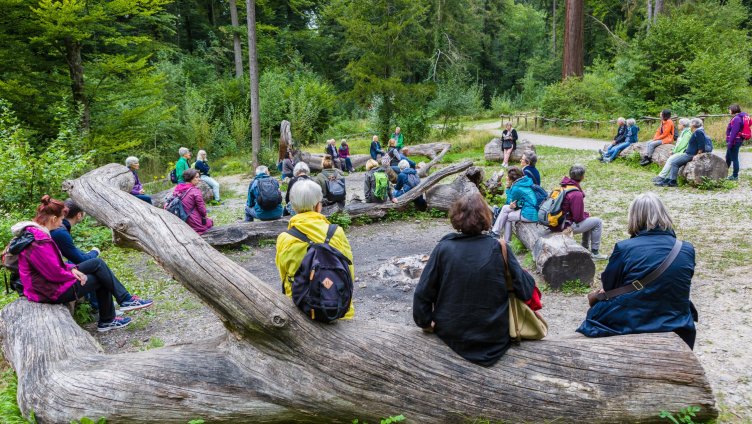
[164,189,194,221]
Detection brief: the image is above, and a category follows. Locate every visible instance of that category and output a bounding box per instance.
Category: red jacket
[558,177,588,229]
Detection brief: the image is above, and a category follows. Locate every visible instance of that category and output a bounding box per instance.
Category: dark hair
[449,193,492,235]
[183,168,199,182]
[729,104,742,114]
[661,109,672,120]
[34,195,66,226]
[569,164,586,182]
[64,199,83,219]
[522,151,537,167]
[507,166,524,182]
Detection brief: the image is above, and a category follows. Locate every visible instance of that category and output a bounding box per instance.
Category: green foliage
[70,418,106,424]
[540,63,623,119]
[430,69,484,137]
[696,177,737,191]
[352,414,406,424]
[659,405,702,424]
[0,364,32,424]
[328,212,352,229]
[72,303,95,326]
[560,279,591,295]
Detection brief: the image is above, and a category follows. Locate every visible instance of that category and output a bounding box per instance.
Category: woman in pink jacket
[12,196,132,331]
[172,169,214,234]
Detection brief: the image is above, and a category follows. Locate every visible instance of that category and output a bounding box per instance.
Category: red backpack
[740,114,752,140]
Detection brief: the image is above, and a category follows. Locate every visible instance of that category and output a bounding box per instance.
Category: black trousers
[56,258,117,323]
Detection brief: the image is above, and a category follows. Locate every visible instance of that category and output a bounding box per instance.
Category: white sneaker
[591,252,608,260]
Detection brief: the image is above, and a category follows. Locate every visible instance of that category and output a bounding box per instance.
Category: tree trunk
[279,120,293,161]
[646,0,653,29]
[63,37,89,131]
[246,0,261,168]
[552,0,557,53]
[402,142,451,177]
[513,222,595,289]
[201,219,291,247]
[229,0,244,79]
[0,163,718,423]
[653,0,664,21]
[424,167,485,211]
[562,0,584,79]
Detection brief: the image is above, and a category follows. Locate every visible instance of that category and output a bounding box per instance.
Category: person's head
[661,109,672,121]
[616,117,625,126]
[395,126,401,134]
[627,192,673,236]
[690,118,703,132]
[178,147,191,159]
[678,118,690,131]
[293,162,310,176]
[255,165,269,176]
[197,150,207,162]
[372,135,379,142]
[365,159,380,171]
[729,104,742,115]
[34,195,67,230]
[327,138,336,145]
[569,164,586,182]
[521,151,537,167]
[340,139,348,147]
[63,199,85,225]
[507,166,524,185]
[388,138,396,147]
[398,159,410,171]
[321,155,334,169]
[449,193,492,235]
[183,168,200,185]
[626,118,636,127]
[125,156,140,170]
[505,122,512,130]
[290,179,323,214]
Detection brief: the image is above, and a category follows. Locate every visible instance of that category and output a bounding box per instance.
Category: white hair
[293,162,310,176]
[690,118,704,129]
[679,118,690,128]
[398,160,410,170]
[178,147,190,156]
[255,165,269,176]
[197,150,207,161]
[627,192,674,236]
[372,135,378,141]
[617,117,626,124]
[626,118,636,127]
[290,179,323,214]
[125,156,139,168]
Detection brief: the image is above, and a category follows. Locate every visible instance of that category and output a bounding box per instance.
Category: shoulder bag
[499,240,548,342]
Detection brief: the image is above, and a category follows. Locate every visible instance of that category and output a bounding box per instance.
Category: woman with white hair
[275,179,355,320]
[500,122,518,167]
[652,118,691,184]
[284,162,311,215]
[393,159,420,198]
[600,118,639,163]
[125,156,151,204]
[175,147,191,183]
[656,117,707,187]
[324,138,345,171]
[194,150,222,204]
[578,192,697,349]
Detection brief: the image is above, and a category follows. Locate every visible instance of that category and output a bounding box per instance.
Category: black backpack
[169,168,178,184]
[325,175,346,202]
[286,224,353,323]
[2,230,34,296]
[164,189,194,221]
[256,177,282,210]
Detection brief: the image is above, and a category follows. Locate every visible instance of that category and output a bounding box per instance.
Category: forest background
[0,0,750,216]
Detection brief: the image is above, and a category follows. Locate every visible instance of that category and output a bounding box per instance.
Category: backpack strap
[324,224,338,244]
[286,227,313,245]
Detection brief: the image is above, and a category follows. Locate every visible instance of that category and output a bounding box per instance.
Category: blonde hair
[627,192,674,236]
[388,138,396,147]
[365,159,380,171]
[197,150,207,161]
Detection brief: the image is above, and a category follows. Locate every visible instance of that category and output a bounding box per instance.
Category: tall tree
[229,0,244,78]
[246,0,261,167]
[562,0,584,78]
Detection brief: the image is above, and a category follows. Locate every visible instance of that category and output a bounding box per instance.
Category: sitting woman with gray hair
[578,192,697,349]
[652,118,691,184]
[284,162,311,216]
[125,156,152,204]
[655,117,707,187]
[194,150,222,204]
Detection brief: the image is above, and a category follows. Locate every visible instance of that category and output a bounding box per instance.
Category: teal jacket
[391,132,404,149]
[506,176,539,222]
[175,157,190,183]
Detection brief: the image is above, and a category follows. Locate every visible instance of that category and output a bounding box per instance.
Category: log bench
[484,138,535,163]
[616,142,728,185]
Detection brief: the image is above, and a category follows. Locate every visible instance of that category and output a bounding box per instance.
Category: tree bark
[229,0,244,79]
[653,0,664,22]
[279,120,293,161]
[246,0,261,168]
[300,153,372,173]
[424,166,485,211]
[562,0,584,78]
[484,138,536,163]
[64,37,89,131]
[402,142,451,177]
[513,222,595,290]
[202,219,290,247]
[647,0,653,29]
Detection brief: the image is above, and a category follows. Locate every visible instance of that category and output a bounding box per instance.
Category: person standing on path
[391,126,404,151]
[725,103,747,181]
[641,110,674,166]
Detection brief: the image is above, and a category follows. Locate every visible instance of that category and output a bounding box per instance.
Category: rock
[359,283,367,289]
[484,138,535,163]
[680,153,729,185]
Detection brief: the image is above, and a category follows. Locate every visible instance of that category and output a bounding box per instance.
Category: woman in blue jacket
[490,167,538,242]
[577,192,697,348]
[601,118,639,163]
[195,150,222,203]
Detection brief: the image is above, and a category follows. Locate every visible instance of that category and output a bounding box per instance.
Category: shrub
[539,66,622,119]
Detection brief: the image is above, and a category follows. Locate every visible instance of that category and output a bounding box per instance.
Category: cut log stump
[513,222,595,289]
[484,138,535,163]
[618,142,673,166]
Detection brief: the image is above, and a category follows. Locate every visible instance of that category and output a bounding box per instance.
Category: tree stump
[680,153,729,185]
[484,170,506,196]
[484,138,535,163]
[151,180,214,209]
[513,222,595,289]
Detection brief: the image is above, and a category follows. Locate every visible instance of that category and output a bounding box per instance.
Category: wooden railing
[499,113,733,131]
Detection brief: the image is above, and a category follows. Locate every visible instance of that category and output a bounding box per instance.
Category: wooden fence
[499,113,733,131]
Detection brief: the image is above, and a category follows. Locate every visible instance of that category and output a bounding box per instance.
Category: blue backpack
[286,224,353,323]
[531,185,548,209]
[164,189,194,221]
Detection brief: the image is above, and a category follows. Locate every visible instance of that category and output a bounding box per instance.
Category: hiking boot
[656,179,677,187]
[120,296,154,312]
[591,251,608,260]
[97,316,132,332]
[727,175,738,181]
[639,157,652,166]
[652,176,665,183]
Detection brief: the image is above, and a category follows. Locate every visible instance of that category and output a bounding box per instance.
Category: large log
[513,222,596,290]
[152,180,214,208]
[484,138,535,163]
[680,153,729,185]
[402,142,451,177]
[424,167,484,211]
[301,152,371,172]
[0,163,717,423]
[202,219,291,247]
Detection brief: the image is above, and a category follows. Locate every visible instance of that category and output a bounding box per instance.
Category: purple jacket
[11,222,77,303]
[338,145,350,158]
[173,183,213,234]
[726,112,748,148]
[130,170,143,195]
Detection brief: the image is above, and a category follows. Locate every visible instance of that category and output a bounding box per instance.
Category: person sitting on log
[578,192,697,349]
[652,118,691,184]
[125,156,152,204]
[173,169,215,234]
[600,118,639,163]
[393,160,427,210]
[369,135,384,160]
[413,192,536,366]
[281,150,296,181]
[284,162,311,216]
[275,179,354,319]
[338,139,355,173]
[391,126,404,151]
[500,122,518,168]
[640,109,675,166]
[553,165,608,260]
[175,147,192,183]
[325,138,346,171]
[364,159,397,204]
[51,199,153,314]
[315,155,346,208]
[195,150,222,205]
[490,167,538,242]
[520,151,540,186]
[611,117,627,146]
[655,118,708,187]
[245,165,284,222]
[12,195,134,331]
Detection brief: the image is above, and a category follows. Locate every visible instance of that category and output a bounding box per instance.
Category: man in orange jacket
[641,109,675,165]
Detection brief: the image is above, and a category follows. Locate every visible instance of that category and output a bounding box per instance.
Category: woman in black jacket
[413,192,535,366]
[501,122,518,168]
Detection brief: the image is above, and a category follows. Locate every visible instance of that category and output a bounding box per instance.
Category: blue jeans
[343,157,353,172]
[133,194,152,204]
[726,143,741,178]
[605,141,631,161]
[669,153,693,180]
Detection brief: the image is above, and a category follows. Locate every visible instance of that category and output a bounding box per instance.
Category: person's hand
[587,289,604,307]
[510,200,517,209]
[72,268,88,286]
[140,189,145,194]
[391,198,398,204]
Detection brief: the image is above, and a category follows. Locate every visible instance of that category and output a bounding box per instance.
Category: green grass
[0,361,31,423]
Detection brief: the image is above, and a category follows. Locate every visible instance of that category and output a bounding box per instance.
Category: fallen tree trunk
[619,142,673,166]
[402,142,451,177]
[202,219,291,247]
[484,138,535,163]
[513,222,595,290]
[301,152,371,172]
[152,180,214,208]
[424,166,484,211]
[0,163,717,423]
